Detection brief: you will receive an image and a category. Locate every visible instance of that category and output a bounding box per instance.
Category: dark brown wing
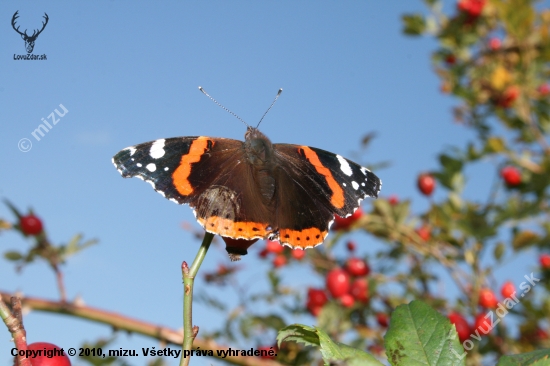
[113,136,275,240]
[272,144,381,249]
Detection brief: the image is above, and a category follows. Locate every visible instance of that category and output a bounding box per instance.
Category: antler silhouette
[11,11,25,37]
[32,13,49,39]
[11,11,49,53]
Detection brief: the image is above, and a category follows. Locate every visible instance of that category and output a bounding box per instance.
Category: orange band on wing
[279,227,328,249]
[197,216,272,239]
[172,137,212,196]
[299,146,345,209]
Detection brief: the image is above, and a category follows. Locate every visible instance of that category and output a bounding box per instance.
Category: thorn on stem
[192,325,199,339]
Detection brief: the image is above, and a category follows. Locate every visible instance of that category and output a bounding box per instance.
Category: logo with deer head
[11,11,49,54]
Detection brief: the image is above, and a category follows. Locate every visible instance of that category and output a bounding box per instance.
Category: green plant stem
[181,231,214,366]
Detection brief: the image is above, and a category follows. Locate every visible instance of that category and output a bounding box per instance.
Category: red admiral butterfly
[112,89,381,253]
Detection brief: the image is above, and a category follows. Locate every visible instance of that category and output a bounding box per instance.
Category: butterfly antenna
[257,88,283,128]
[198,87,249,128]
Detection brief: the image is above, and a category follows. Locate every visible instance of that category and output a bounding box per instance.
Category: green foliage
[384,301,465,366]
[496,349,550,366]
[402,14,426,35]
[279,301,548,365]
[277,324,383,366]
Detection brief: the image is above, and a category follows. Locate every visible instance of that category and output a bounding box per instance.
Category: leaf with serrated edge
[277,325,320,348]
[384,300,466,366]
[496,349,550,365]
[278,324,383,366]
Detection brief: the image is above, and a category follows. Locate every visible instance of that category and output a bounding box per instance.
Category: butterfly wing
[112,136,275,240]
[272,144,381,248]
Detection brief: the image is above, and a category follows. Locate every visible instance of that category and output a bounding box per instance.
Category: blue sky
[0,2,540,365]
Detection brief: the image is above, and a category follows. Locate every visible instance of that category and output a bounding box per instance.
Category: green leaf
[440,154,463,173]
[4,251,23,261]
[402,14,426,36]
[494,242,506,261]
[496,349,550,365]
[278,324,383,366]
[384,300,466,366]
[277,324,320,348]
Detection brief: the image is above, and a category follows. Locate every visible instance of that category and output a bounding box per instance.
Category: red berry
[417,173,436,196]
[350,278,369,303]
[539,83,550,96]
[340,293,355,308]
[20,214,43,236]
[473,313,492,336]
[415,225,431,241]
[539,254,550,269]
[272,255,286,268]
[346,241,356,252]
[376,313,389,327]
[537,328,549,340]
[332,207,363,231]
[326,268,351,298]
[307,288,328,308]
[26,342,71,366]
[445,54,456,65]
[265,240,284,254]
[500,281,516,299]
[308,306,322,316]
[306,288,328,316]
[345,257,370,277]
[500,166,521,186]
[291,249,305,260]
[489,38,501,50]
[388,195,399,205]
[457,0,486,17]
[448,312,470,343]
[497,85,520,108]
[479,288,498,308]
[258,249,269,259]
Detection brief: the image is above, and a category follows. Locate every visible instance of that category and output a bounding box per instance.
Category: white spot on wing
[351,181,359,190]
[343,182,347,187]
[125,146,137,156]
[337,155,353,176]
[360,167,370,175]
[150,139,166,159]
[136,163,142,167]
[164,167,169,171]
[146,163,156,172]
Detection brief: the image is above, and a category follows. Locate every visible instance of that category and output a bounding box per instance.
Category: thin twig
[0,291,282,366]
[0,297,31,366]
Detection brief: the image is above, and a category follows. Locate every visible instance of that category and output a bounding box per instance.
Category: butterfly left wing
[112,136,276,241]
[112,137,243,205]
